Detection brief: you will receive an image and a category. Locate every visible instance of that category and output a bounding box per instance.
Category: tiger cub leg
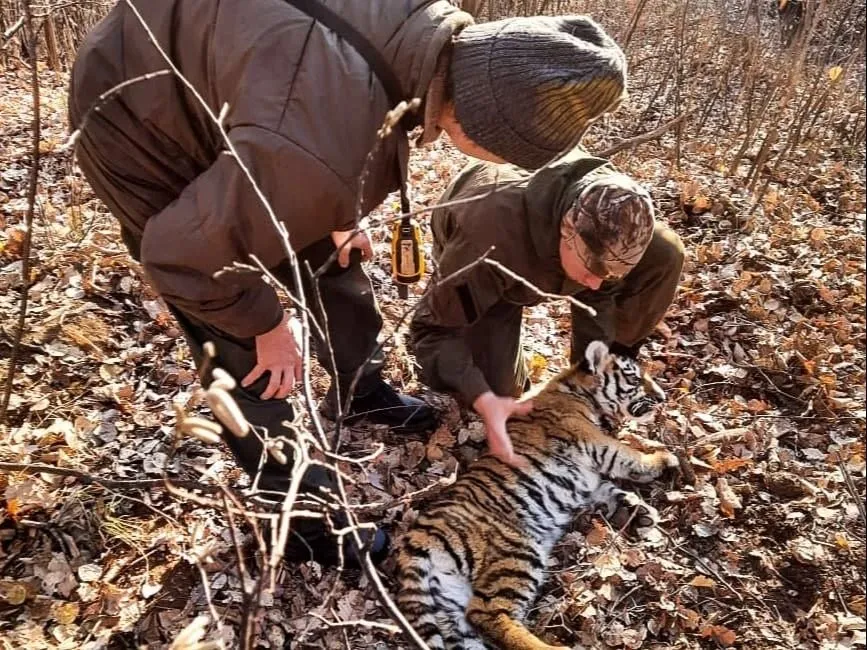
[395,557,447,649]
[591,480,660,538]
[396,536,476,650]
[467,598,569,650]
[583,430,679,483]
[466,564,567,650]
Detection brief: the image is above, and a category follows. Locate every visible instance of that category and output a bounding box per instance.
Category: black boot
[323,379,438,433]
[280,514,391,569]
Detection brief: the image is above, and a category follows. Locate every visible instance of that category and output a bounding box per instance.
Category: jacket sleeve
[409,238,509,406]
[140,125,353,339]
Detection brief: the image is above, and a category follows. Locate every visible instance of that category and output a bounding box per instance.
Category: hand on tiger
[331,228,373,268]
[472,391,533,468]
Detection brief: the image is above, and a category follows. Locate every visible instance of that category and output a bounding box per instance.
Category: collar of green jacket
[524,148,614,291]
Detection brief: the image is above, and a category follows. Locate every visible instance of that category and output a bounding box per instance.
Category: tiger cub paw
[612,491,661,538]
[657,450,681,471]
[632,450,680,482]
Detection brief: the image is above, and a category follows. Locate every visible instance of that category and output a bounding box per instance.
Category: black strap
[281,0,408,125]
[281,0,413,216]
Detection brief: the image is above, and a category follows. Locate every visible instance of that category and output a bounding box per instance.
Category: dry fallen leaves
[585,519,610,547]
[701,624,737,647]
[788,536,829,566]
[688,575,716,589]
[715,477,743,518]
[1,30,865,650]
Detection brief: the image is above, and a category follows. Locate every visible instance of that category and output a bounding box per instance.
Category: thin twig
[313,163,548,281]
[483,258,597,316]
[598,110,695,158]
[350,468,458,512]
[62,70,173,152]
[193,561,228,650]
[1,16,25,43]
[665,534,745,602]
[308,613,401,634]
[0,461,223,493]
[837,454,867,531]
[1,1,40,425]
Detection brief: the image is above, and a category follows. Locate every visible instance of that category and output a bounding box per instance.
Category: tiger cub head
[559,340,666,425]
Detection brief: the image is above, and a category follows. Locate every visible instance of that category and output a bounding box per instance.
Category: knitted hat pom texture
[451,15,627,170]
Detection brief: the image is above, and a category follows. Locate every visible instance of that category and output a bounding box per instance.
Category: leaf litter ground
[0,64,865,650]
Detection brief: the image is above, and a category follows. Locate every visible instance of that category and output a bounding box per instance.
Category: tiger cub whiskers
[395,340,679,650]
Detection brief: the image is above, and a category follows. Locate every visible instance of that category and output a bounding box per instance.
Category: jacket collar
[384,5,474,133]
[524,148,613,294]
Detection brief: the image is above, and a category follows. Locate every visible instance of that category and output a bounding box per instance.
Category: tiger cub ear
[584,340,611,374]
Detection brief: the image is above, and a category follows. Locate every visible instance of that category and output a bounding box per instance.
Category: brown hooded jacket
[68,0,472,338]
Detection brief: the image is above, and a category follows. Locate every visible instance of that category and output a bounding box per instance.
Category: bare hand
[472,391,534,468]
[331,228,373,268]
[242,311,302,400]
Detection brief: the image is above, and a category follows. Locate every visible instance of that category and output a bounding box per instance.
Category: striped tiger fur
[395,340,679,650]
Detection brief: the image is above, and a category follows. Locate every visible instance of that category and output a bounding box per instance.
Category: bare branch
[62,70,173,152]
[598,109,695,157]
[349,469,458,513]
[837,454,867,531]
[309,613,401,634]
[1,1,40,425]
[2,17,25,44]
[0,461,223,493]
[483,258,598,316]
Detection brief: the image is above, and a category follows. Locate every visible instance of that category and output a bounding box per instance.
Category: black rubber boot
[323,379,438,433]
[279,513,391,569]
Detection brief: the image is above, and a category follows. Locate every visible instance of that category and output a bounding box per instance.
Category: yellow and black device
[390,172,424,298]
[391,214,424,298]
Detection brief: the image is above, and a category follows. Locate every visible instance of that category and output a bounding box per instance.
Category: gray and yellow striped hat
[451,15,626,170]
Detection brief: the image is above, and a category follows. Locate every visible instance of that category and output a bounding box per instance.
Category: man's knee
[645,224,685,285]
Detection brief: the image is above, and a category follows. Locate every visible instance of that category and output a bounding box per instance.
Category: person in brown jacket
[67,0,628,566]
[409,149,685,465]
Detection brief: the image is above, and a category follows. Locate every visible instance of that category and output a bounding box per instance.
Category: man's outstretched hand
[472,391,534,468]
[242,311,303,400]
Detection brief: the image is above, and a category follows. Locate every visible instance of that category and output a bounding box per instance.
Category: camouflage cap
[560,173,655,280]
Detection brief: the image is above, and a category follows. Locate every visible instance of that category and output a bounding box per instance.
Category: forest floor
[0,61,865,650]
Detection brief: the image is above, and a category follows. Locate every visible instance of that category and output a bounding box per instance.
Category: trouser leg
[165,304,336,501]
[463,301,529,400]
[273,238,386,408]
[168,302,393,565]
[84,175,368,561]
[570,224,685,361]
[135,234,386,492]
[112,225,334,501]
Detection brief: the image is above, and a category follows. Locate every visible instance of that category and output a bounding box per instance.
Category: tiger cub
[395,340,679,650]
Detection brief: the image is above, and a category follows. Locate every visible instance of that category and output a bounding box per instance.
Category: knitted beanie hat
[450,15,627,170]
[561,172,655,278]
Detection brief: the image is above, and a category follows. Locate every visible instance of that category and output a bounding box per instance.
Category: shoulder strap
[281,0,413,215]
[281,0,407,124]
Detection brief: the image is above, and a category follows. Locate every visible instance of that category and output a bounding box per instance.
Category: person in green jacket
[409,150,685,465]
